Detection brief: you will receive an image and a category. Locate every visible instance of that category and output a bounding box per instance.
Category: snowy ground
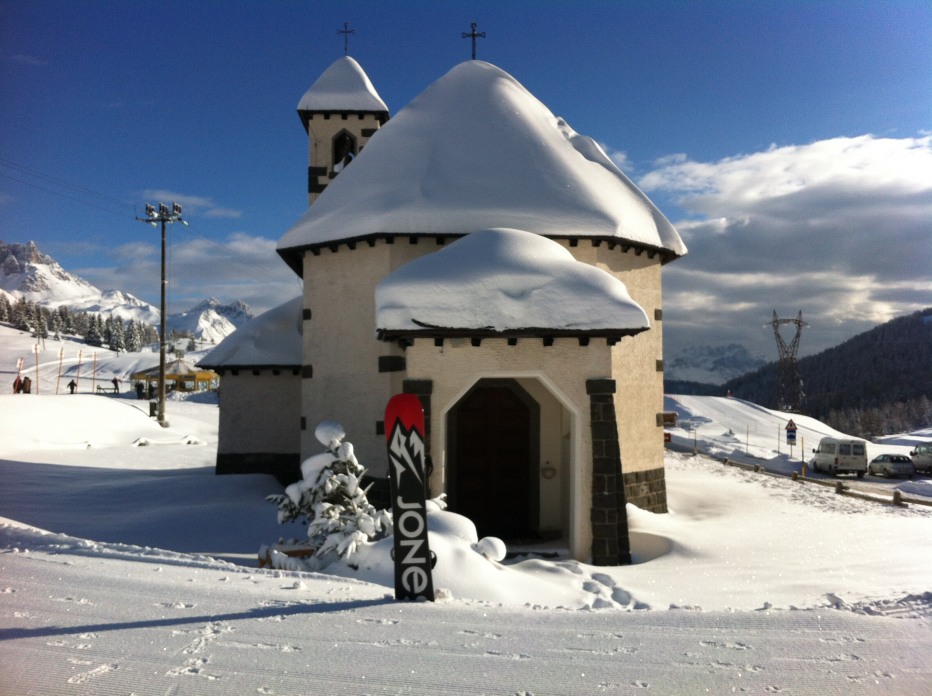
[1,325,930,694]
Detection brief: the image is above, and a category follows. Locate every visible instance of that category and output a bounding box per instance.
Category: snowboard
[384,393,435,601]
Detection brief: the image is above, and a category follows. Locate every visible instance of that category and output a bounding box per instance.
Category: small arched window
[332,130,357,173]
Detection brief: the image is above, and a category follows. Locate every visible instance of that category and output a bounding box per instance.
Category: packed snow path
[2,547,930,695]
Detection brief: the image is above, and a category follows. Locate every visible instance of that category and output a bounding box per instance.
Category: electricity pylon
[770,310,808,412]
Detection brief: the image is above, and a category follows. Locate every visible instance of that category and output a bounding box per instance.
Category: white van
[810,437,868,477]
[909,444,932,474]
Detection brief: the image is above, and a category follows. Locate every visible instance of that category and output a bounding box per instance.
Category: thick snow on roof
[280,61,685,257]
[198,296,302,368]
[133,357,209,378]
[296,56,388,114]
[376,228,649,334]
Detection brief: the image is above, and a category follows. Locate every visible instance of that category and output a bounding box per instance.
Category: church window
[332,130,357,173]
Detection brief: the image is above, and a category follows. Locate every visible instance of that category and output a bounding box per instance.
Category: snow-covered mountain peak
[166,298,253,344]
[1,240,159,324]
[2,240,253,343]
[665,343,767,385]
[2,240,98,299]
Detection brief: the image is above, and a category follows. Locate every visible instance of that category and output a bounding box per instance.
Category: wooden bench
[96,385,119,394]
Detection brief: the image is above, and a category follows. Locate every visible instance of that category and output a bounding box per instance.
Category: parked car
[909,444,932,474]
[809,437,868,477]
[868,454,915,478]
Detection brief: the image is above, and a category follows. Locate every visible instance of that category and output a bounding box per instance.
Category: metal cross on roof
[461,22,485,60]
[338,21,355,56]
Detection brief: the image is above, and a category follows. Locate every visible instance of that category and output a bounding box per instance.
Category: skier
[111,377,120,393]
[13,376,22,393]
[67,379,77,394]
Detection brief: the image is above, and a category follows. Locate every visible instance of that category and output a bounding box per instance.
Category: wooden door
[453,384,533,538]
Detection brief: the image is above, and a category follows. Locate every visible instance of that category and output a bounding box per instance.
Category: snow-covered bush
[267,421,392,570]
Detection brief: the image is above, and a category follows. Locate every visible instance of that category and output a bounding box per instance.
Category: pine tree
[72,311,88,337]
[85,314,103,346]
[50,310,63,340]
[0,294,11,323]
[32,305,48,340]
[267,421,392,570]
[109,318,126,353]
[103,316,114,347]
[58,305,74,335]
[13,297,31,331]
[125,320,141,352]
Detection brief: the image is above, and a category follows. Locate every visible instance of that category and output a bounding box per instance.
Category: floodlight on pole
[136,201,187,427]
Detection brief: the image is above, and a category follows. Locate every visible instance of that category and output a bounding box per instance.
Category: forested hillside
[723,308,932,437]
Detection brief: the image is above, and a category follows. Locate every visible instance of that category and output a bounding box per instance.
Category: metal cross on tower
[338,22,355,56]
[461,22,485,60]
[769,310,808,412]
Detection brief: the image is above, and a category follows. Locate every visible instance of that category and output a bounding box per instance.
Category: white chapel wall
[300,239,444,475]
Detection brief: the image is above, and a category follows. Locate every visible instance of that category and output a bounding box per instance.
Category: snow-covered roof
[296,56,389,124]
[375,228,649,338]
[198,296,303,369]
[279,60,686,265]
[132,357,212,378]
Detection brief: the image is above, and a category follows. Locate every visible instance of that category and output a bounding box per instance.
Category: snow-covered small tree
[71,311,88,337]
[50,309,62,340]
[32,306,48,340]
[124,320,140,352]
[0,294,11,323]
[13,297,32,331]
[109,318,125,353]
[85,314,103,346]
[267,421,392,570]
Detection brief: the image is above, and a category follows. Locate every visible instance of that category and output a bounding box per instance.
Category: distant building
[199,297,302,481]
[202,57,686,564]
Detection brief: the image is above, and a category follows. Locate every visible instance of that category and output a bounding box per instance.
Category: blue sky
[1,0,930,360]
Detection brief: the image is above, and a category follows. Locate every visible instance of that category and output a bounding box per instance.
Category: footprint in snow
[590,572,615,587]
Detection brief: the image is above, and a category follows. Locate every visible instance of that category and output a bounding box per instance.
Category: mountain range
[664,343,766,385]
[1,240,252,343]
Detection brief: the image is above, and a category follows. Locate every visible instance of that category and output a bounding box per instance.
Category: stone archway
[446,379,540,540]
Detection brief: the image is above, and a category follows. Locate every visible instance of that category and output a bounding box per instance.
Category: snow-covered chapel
[201,55,686,564]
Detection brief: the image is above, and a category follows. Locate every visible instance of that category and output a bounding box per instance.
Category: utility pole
[137,202,187,427]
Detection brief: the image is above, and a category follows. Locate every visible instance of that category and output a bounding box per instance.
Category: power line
[0,157,132,217]
[0,171,131,219]
[1,156,302,301]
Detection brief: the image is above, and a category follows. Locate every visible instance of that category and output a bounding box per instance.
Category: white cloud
[5,53,48,66]
[639,134,932,360]
[88,233,301,315]
[600,144,633,174]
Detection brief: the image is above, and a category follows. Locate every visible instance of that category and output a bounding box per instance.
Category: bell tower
[297,56,390,205]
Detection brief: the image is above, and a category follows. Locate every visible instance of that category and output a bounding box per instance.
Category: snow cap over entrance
[280,60,686,259]
[375,228,650,335]
[297,56,388,118]
[199,296,303,368]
